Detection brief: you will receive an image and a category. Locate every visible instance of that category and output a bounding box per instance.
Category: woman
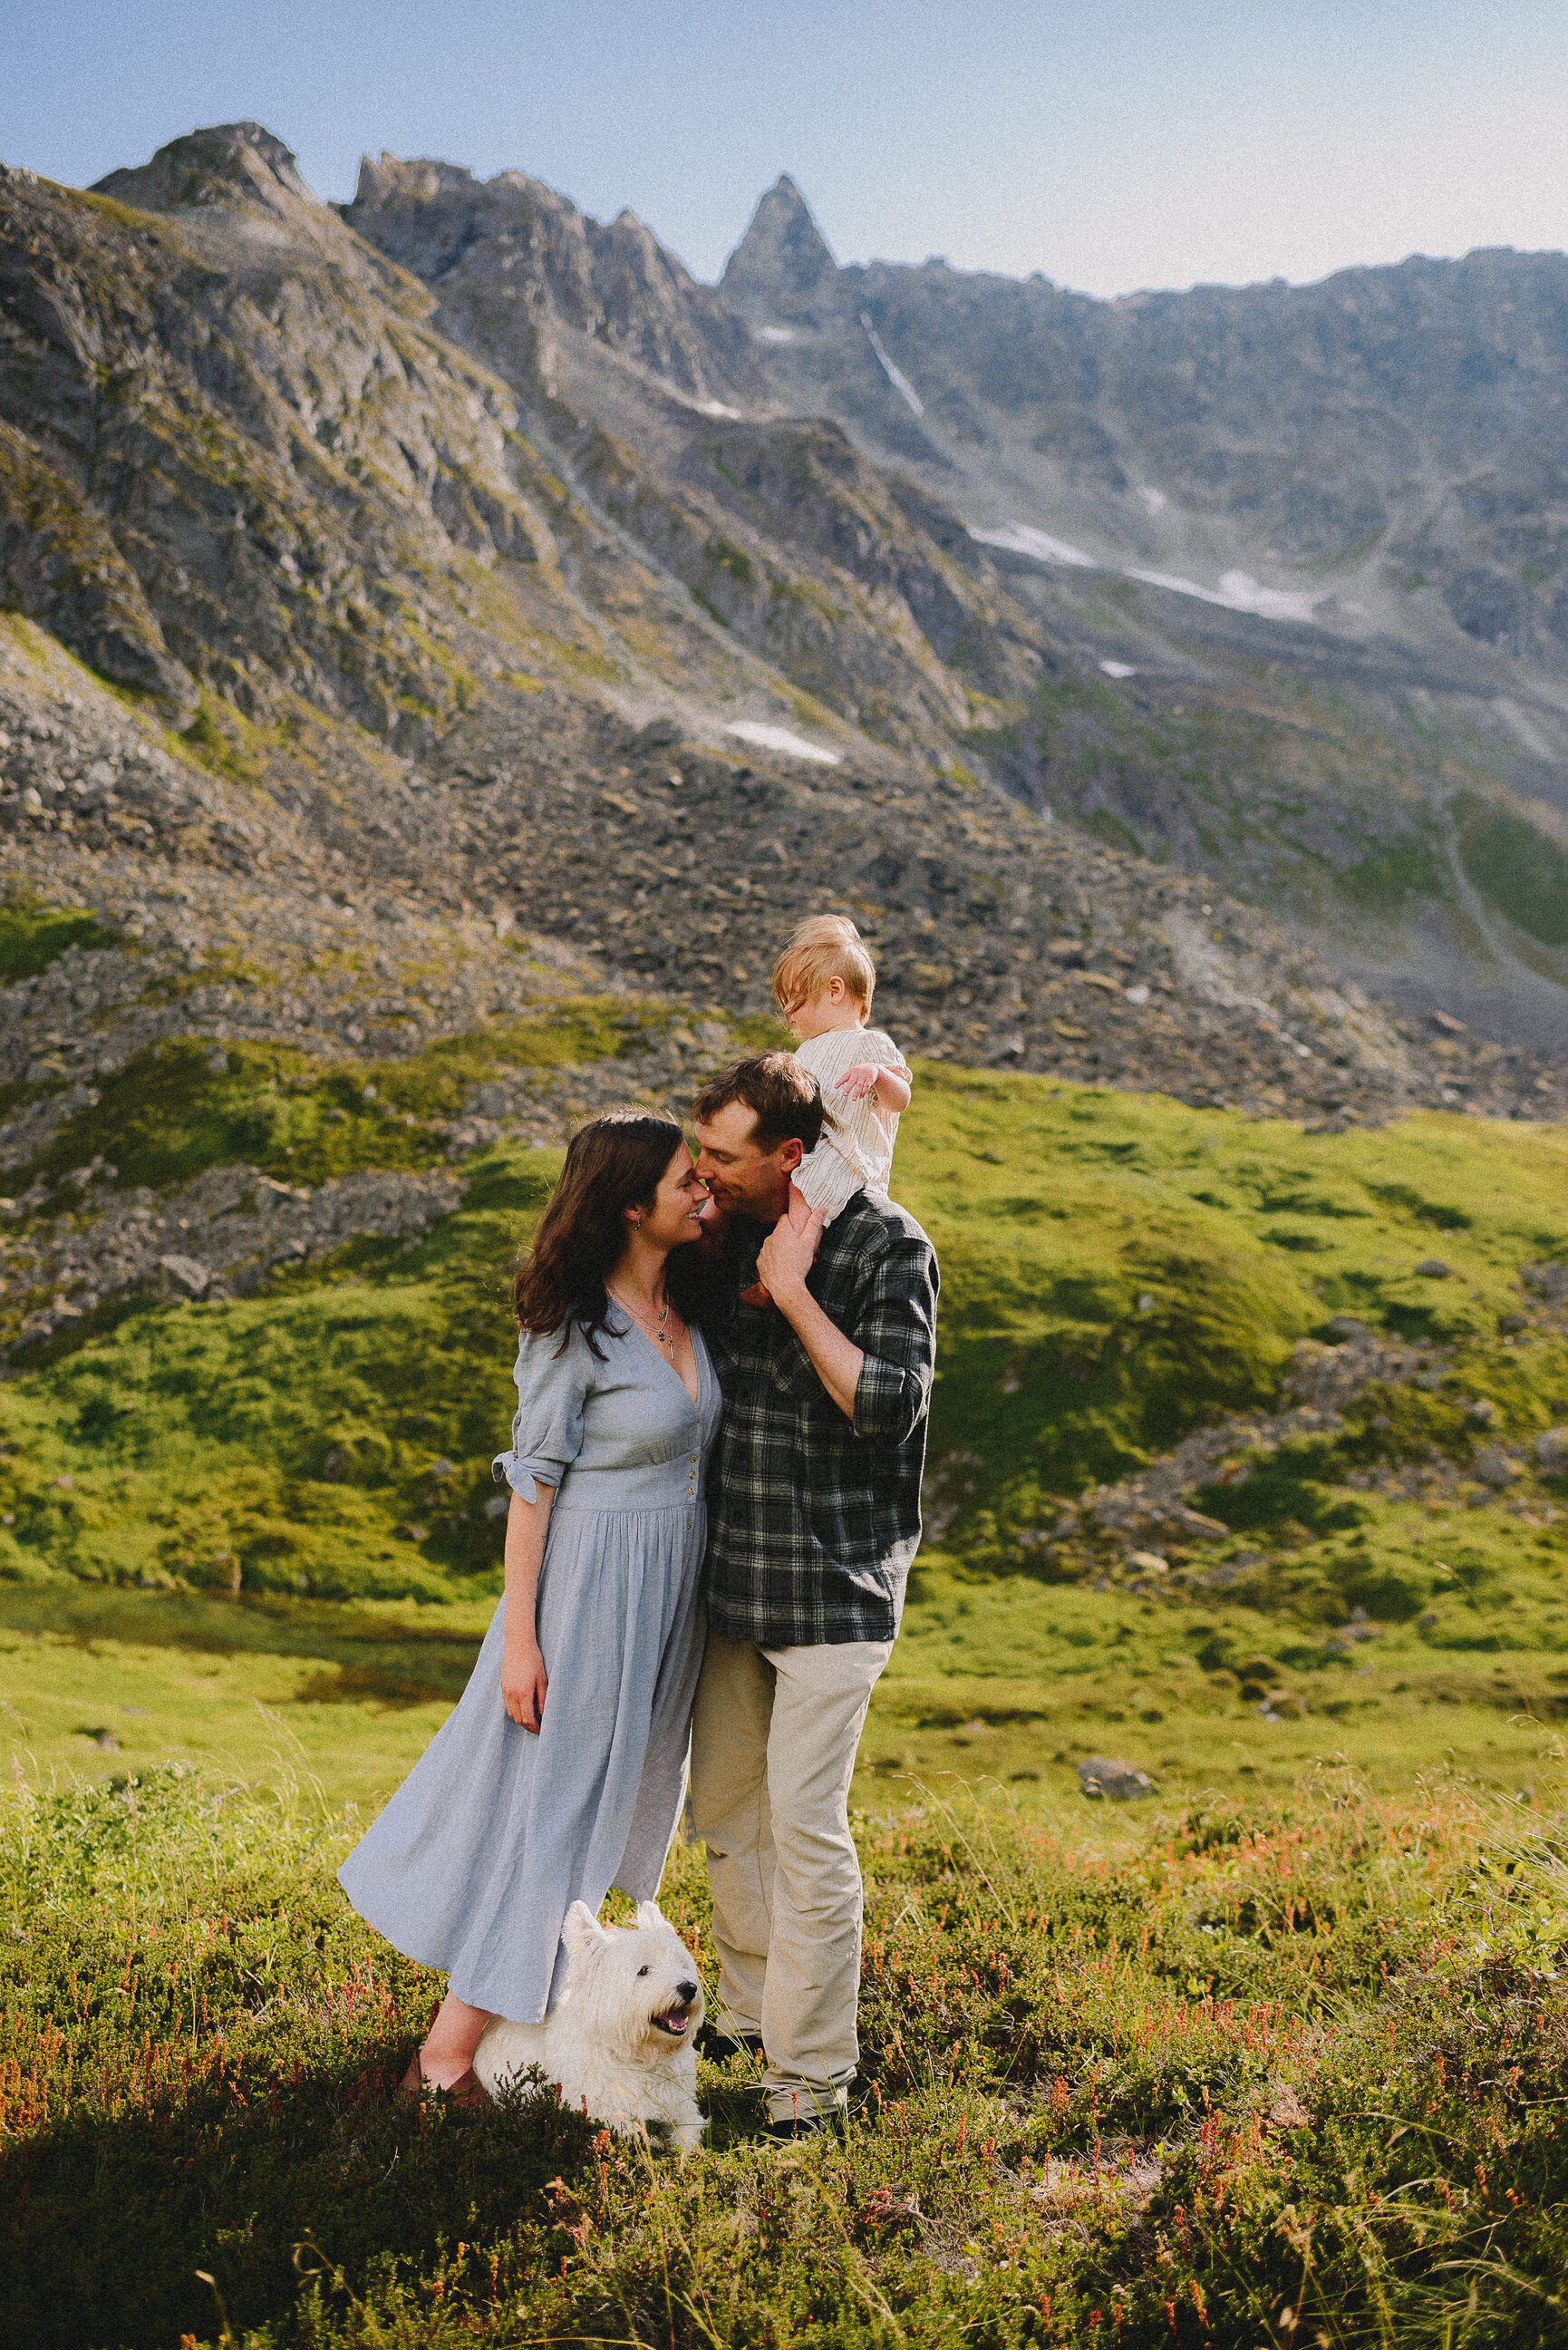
[338,1111,719,2102]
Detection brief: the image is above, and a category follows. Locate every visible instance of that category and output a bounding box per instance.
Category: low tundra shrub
[3,1766,1565,2346]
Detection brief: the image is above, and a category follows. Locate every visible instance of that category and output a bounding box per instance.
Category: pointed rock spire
[721,175,837,316]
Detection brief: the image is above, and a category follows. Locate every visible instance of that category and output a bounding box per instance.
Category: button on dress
[337,1306,719,2021]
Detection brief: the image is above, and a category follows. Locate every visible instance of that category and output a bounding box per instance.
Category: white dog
[473,1898,706,2151]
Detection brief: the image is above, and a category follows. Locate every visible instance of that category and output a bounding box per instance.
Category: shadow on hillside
[292,1660,467,1706]
[0,1582,487,1692]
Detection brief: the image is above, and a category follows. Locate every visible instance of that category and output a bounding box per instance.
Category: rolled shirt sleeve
[492,1324,590,1500]
[847,1226,939,1445]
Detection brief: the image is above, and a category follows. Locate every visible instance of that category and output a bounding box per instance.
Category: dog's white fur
[473,1899,705,2151]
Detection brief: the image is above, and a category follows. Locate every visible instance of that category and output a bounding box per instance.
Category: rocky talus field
[0,604,1561,1363]
[2,118,1568,2350]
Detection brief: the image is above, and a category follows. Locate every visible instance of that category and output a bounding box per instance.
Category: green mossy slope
[0,886,117,982]
[0,1150,557,1597]
[11,997,645,1198]
[2,1069,1566,1621]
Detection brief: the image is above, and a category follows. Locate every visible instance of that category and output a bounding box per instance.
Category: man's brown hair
[692,1051,825,1154]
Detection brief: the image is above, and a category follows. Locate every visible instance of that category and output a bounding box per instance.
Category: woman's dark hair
[513,1111,700,1352]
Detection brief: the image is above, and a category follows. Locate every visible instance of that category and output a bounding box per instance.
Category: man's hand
[501,1634,548,1733]
[757,1196,826,1305]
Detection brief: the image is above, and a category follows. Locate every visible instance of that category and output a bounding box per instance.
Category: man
[689,1050,938,2137]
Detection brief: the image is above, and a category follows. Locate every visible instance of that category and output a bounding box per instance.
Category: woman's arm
[500,1482,555,1731]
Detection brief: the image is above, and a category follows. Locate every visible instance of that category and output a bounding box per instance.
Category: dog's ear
[634,1899,667,1932]
[562,1899,611,1957]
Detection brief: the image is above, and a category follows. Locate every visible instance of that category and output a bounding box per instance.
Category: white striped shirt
[792,1024,911,1221]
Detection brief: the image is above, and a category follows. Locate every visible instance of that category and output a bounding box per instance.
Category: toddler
[774,914,912,1219]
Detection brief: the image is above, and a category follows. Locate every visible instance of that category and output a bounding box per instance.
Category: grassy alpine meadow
[5,1064,1568,1806]
[4,1045,1568,2342]
[2,1760,1566,2348]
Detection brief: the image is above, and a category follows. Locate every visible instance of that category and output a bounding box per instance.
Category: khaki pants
[689,1631,892,2125]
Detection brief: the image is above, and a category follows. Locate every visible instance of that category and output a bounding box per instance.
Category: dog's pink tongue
[656,2009,689,2033]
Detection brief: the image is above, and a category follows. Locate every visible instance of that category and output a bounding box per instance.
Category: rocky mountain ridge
[345,150,761,415]
[0,112,1562,1241]
[344,149,1568,1045]
[725,177,1568,671]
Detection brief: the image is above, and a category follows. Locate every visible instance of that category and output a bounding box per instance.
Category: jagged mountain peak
[721,174,837,316]
[353,151,485,209]
[352,153,677,278]
[92,121,315,222]
[346,154,760,406]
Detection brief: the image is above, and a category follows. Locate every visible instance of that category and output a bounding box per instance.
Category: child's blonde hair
[773,914,876,1013]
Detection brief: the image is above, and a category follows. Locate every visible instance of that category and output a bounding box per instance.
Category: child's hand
[835,1063,882,1102]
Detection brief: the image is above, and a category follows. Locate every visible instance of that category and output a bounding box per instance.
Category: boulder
[1474,1444,1521,1488]
[1535,1427,1568,1474]
[157,1252,210,1297]
[1414,1258,1451,1278]
[1078,1756,1157,1801]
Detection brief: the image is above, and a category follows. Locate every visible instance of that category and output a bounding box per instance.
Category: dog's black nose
[676,1978,699,2005]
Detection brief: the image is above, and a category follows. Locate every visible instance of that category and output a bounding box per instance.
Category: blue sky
[2,0,1564,296]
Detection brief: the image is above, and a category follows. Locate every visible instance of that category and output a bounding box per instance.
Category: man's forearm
[771,1277,863,1420]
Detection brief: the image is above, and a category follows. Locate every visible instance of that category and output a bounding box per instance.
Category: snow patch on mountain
[1495,697,1554,761]
[860,315,924,416]
[970,520,1326,626]
[725,720,842,764]
[970,521,1096,568]
[1128,568,1324,625]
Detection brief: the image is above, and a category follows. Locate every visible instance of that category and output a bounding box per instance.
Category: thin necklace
[610,1282,678,1366]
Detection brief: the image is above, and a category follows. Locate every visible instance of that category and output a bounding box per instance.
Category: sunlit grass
[3,1762,1563,2346]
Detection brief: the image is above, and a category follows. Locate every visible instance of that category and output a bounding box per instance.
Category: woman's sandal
[398,2052,487,2109]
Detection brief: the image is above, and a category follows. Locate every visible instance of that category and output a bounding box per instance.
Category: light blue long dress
[337,1306,719,2021]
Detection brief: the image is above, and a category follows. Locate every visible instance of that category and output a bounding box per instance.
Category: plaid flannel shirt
[696,1192,939,1646]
